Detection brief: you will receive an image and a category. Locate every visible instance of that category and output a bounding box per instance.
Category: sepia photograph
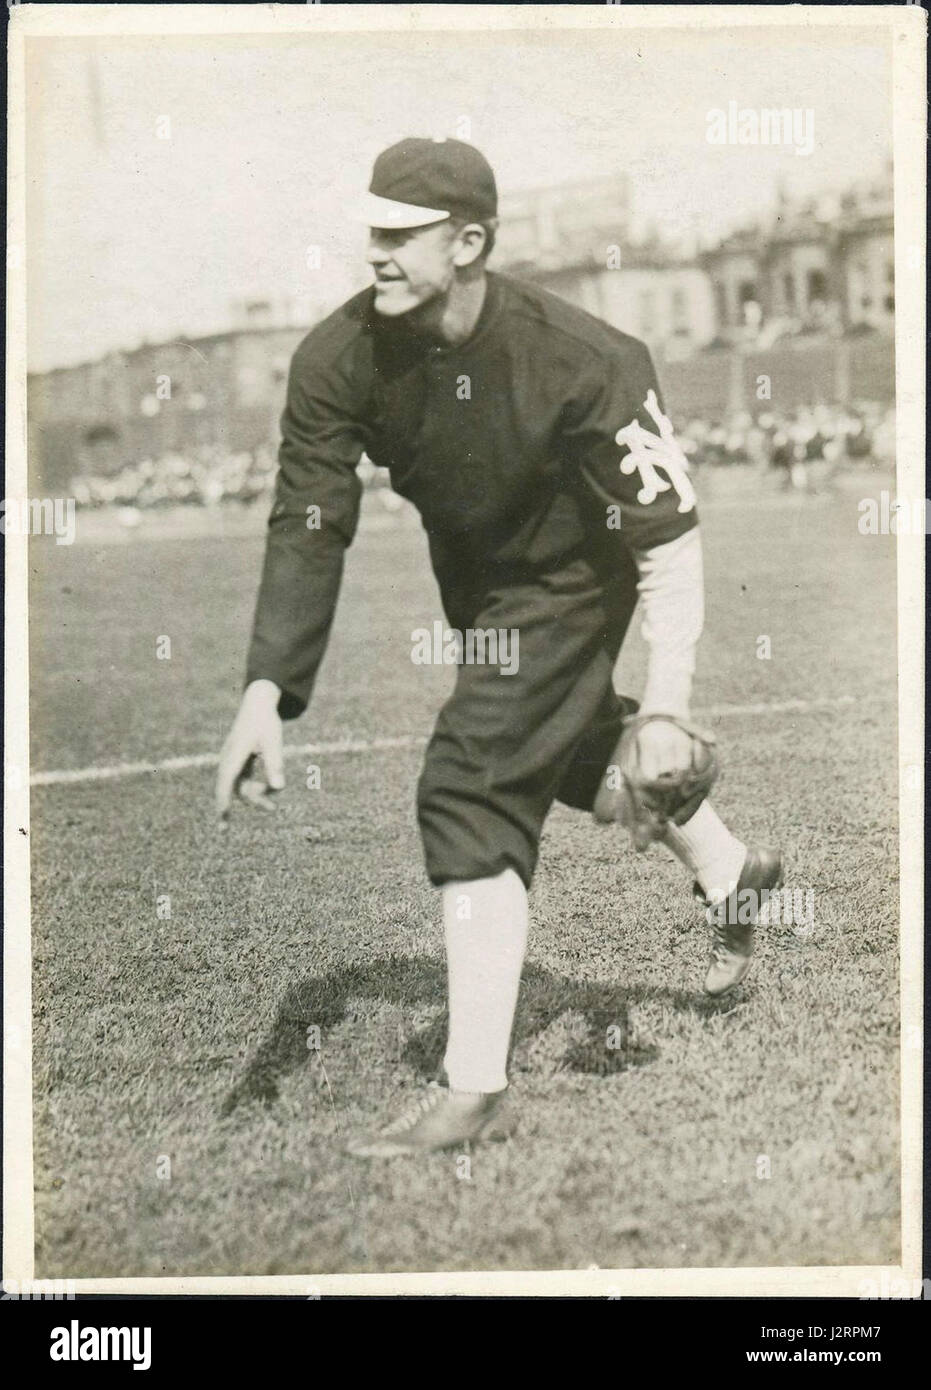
[3,3,925,1299]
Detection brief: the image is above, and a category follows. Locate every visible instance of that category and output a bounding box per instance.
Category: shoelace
[381,1083,446,1136]
[710,917,752,960]
[710,922,732,961]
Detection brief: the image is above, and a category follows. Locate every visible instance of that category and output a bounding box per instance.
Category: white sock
[442,867,528,1094]
[662,801,746,905]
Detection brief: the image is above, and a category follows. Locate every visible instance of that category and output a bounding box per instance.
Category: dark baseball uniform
[247,271,698,887]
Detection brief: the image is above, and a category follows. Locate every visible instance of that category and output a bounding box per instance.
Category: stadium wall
[662,335,895,422]
[27,330,894,494]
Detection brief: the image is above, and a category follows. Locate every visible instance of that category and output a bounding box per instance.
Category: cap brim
[357,192,451,229]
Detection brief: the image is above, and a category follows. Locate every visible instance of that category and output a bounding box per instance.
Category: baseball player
[216,139,782,1157]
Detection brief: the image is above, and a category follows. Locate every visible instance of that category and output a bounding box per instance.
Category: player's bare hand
[215,679,285,823]
[635,715,695,781]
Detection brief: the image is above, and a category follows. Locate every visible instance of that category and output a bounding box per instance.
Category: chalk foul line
[26,694,880,789]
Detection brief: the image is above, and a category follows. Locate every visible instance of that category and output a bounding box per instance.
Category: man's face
[366,221,458,318]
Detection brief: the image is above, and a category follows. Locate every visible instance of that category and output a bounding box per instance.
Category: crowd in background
[71,442,280,510]
[71,401,895,512]
[679,400,895,477]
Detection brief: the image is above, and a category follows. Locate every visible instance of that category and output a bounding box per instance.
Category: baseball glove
[609,713,719,851]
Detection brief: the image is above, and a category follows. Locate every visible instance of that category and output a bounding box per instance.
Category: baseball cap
[360,137,498,230]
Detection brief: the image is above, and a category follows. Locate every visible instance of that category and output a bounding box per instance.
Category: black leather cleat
[699,847,784,996]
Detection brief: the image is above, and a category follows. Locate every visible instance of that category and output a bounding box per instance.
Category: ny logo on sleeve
[615,389,697,514]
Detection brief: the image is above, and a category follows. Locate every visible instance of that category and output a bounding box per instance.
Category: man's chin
[372,286,420,318]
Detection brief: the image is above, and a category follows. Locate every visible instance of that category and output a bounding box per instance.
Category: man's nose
[366,234,390,266]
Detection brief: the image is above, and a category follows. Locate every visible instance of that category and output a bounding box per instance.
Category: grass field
[28,476,900,1277]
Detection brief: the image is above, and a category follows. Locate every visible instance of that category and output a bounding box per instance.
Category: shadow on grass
[221,955,733,1116]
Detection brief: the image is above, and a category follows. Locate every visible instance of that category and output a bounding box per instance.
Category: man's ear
[451,222,489,268]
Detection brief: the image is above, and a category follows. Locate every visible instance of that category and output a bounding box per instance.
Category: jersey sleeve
[245,337,367,719]
[563,338,699,553]
[633,526,704,717]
